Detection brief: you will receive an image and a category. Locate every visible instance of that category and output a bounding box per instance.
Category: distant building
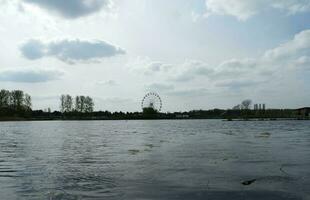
[253,103,266,110]
[254,104,258,110]
[176,114,189,118]
[296,107,310,118]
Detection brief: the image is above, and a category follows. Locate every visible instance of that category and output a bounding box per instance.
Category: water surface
[0,120,309,199]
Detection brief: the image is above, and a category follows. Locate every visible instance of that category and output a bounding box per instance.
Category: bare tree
[75,96,88,112]
[61,94,95,113]
[85,96,94,113]
[60,95,66,113]
[24,94,32,110]
[60,94,73,112]
[10,90,24,109]
[241,99,252,110]
[80,96,86,112]
[75,96,81,112]
[65,95,73,112]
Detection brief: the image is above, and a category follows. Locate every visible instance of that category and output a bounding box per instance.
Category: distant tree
[75,96,81,112]
[80,96,86,112]
[84,96,94,113]
[0,89,10,108]
[65,95,73,112]
[60,94,73,113]
[241,99,252,110]
[24,94,32,110]
[60,95,66,113]
[10,90,24,110]
[61,94,95,113]
[75,95,89,112]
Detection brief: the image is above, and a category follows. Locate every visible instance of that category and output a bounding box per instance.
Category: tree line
[0,89,302,120]
[0,89,32,110]
[0,89,32,118]
[60,94,94,113]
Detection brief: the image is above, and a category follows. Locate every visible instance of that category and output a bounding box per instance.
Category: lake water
[0,120,309,200]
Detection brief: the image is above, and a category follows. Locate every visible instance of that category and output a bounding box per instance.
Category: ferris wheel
[141,92,162,112]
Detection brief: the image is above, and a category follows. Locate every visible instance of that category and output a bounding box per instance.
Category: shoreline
[0,117,309,122]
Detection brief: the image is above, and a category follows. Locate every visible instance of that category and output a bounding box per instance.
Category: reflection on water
[0,120,309,200]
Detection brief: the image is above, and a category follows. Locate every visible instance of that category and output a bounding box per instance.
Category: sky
[0,0,310,112]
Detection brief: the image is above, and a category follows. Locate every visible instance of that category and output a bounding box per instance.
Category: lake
[0,120,309,200]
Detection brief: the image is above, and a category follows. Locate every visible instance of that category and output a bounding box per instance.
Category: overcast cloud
[0,68,63,83]
[142,29,310,100]
[205,0,310,20]
[0,0,309,111]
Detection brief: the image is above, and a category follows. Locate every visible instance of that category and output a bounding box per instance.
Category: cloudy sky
[0,0,310,111]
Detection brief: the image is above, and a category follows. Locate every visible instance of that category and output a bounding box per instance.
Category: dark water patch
[241,179,256,185]
[0,174,21,178]
[0,170,18,173]
[237,160,274,164]
[143,148,152,152]
[128,149,141,155]
[255,132,272,138]
[221,131,237,136]
[144,144,155,148]
[78,159,98,164]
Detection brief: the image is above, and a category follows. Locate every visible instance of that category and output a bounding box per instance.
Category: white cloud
[264,29,310,60]
[205,0,265,20]
[171,60,214,82]
[212,58,258,79]
[272,0,310,14]
[140,29,310,97]
[209,30,310,93]
[129,57,173,76]
[295,56,310,70]
[205,0,310,20]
